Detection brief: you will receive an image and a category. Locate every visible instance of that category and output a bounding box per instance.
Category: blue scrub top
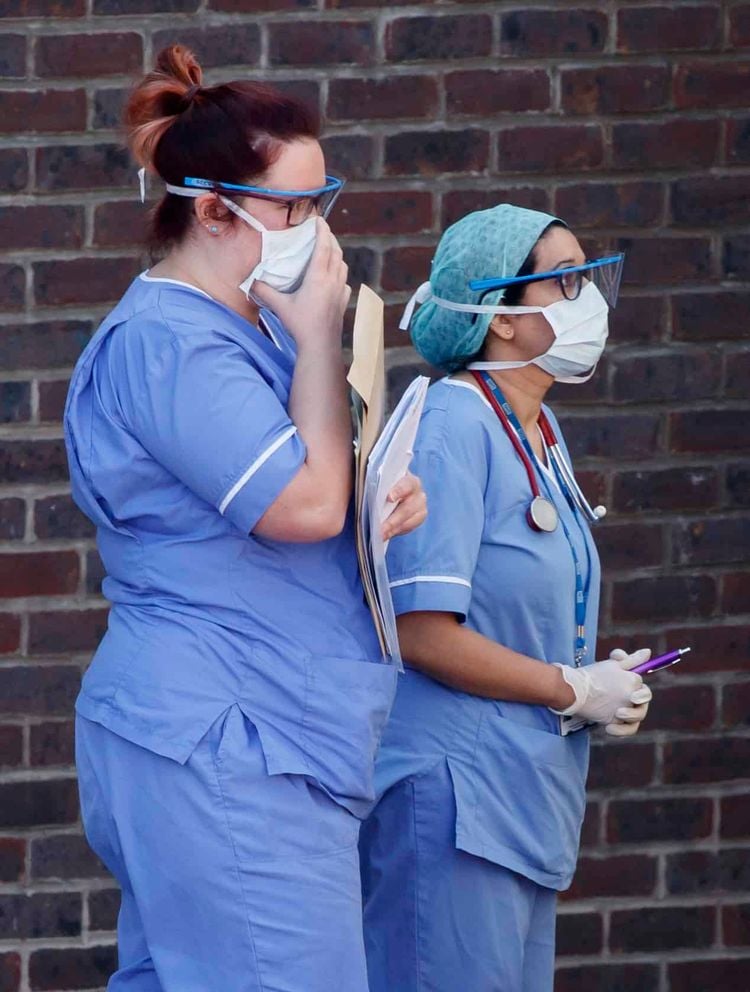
[65,273,396,815]
[379,377,601,888]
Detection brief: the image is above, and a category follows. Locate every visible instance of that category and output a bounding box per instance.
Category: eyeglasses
[469,253,625,308]
[182,175,346,227]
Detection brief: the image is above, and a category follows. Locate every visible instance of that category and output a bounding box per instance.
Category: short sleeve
[112,317,306,534]
[387,446,485,621]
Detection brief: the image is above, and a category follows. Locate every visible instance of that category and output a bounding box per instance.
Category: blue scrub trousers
[360,759,556,992]
[76,706,369,992]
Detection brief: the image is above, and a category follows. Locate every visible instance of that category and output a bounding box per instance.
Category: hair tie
[184,82,200,103]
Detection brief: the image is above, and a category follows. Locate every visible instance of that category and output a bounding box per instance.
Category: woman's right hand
[252,217,350,349]
[550,652,652,728]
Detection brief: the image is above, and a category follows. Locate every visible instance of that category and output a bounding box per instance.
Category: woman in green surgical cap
[359,204,656,992]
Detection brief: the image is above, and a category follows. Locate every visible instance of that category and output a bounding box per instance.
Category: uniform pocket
[448,713,589,890]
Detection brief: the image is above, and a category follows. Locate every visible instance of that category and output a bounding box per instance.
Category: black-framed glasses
[181,174,346,227]
[469,253,625,308]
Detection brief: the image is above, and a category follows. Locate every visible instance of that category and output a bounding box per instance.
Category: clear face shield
[467,252,625,309]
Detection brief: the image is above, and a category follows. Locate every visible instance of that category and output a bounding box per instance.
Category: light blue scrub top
[379,378,601,889]
[65,274,397,815]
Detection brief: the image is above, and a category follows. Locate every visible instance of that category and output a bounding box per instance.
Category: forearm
[397,612,575,710]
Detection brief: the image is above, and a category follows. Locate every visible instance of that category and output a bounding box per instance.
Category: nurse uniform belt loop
[471,370,592,667]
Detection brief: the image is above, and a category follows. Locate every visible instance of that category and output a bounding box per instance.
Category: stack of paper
[347,285,429,667]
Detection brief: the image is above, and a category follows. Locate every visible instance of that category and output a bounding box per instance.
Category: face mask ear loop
[399,281,432,330]
[137,168,146,204]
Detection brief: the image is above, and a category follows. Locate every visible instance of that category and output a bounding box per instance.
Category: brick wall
[0,1,748,990]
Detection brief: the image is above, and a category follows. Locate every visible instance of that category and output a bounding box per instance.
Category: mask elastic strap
[400,282,542,331]
[137,168,147,204]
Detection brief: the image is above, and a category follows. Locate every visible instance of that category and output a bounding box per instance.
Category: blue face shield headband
[469,253,625,309]
[176,174,346,226]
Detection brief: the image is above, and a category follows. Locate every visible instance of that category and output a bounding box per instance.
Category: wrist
[548,664,578,712]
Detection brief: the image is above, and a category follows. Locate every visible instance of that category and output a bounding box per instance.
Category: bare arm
[397,611,576,710]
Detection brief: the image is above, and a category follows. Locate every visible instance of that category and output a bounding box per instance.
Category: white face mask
[220,196,317,298]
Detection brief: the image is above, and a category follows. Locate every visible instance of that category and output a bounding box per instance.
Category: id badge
[560,714,593,736]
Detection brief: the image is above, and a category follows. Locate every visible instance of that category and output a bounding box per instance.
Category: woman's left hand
[382,472,427,540]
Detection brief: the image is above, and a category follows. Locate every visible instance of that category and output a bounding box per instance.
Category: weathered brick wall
[0,1,748,990]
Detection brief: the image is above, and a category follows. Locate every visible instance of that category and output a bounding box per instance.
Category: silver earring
[208,225,218,234]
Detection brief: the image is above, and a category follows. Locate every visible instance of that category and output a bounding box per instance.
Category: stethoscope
[471,371,607,534]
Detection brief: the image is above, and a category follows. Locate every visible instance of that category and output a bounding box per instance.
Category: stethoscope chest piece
[527,495,559,533]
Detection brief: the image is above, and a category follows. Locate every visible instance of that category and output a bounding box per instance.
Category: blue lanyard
[479,372,592,667]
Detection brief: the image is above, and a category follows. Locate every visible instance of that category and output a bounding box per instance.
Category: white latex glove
[604,648,653,737]
[551,653,650,727]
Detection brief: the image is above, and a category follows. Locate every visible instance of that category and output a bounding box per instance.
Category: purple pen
[632,647,691,676]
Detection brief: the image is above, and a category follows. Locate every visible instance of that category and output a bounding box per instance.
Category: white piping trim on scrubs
[389,575,472,590]
[443,377,493,411]
[219,425,298,515]
[139,271,213,300]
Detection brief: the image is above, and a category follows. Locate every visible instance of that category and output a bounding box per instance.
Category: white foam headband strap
[399,281,542,331]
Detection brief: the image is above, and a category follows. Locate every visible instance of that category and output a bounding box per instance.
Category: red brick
[664,736,750,785]
[0,148,28,192]
[382,246,434,293]
[663,624,749,674]
[0,35,26,78]
[579,800,600,848]
[726,464,750,509]
[726,350,750,399]
[97,0,199,9]
[36,33,141,77]
[0,892,81,940]
[647,684,716,732]
[562,855,657,902]
[723,679,750,728]
[0,382,30,424]
[731,4,750,46]
[36,143,131,192]
[613,349,720,403]
[328,75,438,121]
[612,906,714,953]
[386,14,492,61]
[613,119,719,170]
[0,205,83,250]
[0,614,21,654]
[555,181,663,229]
[723,572,750,615]
[0,953,20,992]
[500,8,608,56]
[0,440,67,483]
[556,412,661,459]
[29,721,75,767]
[669,959,750,991]
[0,321,92,371]
[722,794,750,838]
[613,467,719,514]
[0,839,25,883]
[31,833,107,881]
[152,24,260,68]
[442,187,551,228]
[0,725,23,767]
[38,380,69,423]
[92,86,127,129]
[675,61,750,110]
[673,517,750,567]
[320,134,375,181]
[588,740,656,790]
[672,174,750,226]
[612,575,716,623]
[93,200,148,248]
[270,20,373,66]
[556,964,659,992]
[724,235,750,281]
[673,292,750,341]
[610,294,667,343]
[608,797,713,844]
[0,779,79,829]
[336,191,432,236]
[723,904,750,946]
[88,889,119,932]
[621,236,712,287]
[555,912,603,956]
[208,0,312,8]
[0,551,79,598]
[0,499,25,540]
[35,494,94,540]
[726,116,750,163]
[594,523,664,571]
[0,264,24,309]
[0,0,82,13]
[385,129,488,177]
[34,257,141,307]
[618,5,720,52]
[446,69,550,115]
[670,409,748,453]
[28,609,108,655]
[561,65,669,115]
[29,946,117,992]
[498,124,603,174]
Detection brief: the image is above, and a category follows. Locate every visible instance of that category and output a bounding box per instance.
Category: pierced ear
[489,314,515,341]
[194,193,232,228]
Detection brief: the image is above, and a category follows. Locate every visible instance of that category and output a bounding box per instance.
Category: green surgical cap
[409,203,562,372]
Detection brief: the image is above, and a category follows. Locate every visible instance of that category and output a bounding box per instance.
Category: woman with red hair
[65,45,425,992]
